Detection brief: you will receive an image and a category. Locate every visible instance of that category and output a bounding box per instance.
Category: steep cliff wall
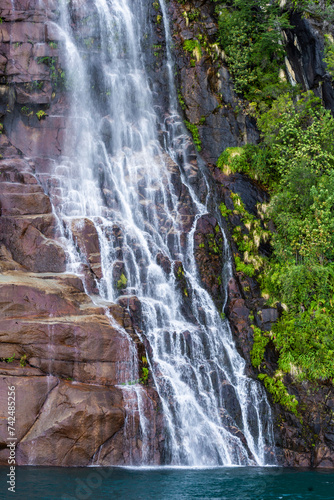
[169,0,334,467]
[0,0,333,469]
[0,0,164,466]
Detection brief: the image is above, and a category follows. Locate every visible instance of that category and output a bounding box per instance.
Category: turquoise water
[0,467,333,499]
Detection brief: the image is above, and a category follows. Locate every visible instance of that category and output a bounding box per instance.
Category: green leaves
[216,0,291,102]
[250,326,270,368]
[215,2,334,385]
[258,373,299,415]
[218,89,334,383]
[117,273,128,289]
[324,34,334,77]
[184,120,202,151]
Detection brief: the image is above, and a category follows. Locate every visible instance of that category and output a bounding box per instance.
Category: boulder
[15,381,125,466]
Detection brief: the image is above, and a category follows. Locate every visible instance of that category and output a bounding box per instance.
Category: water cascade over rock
[0,0,276,466]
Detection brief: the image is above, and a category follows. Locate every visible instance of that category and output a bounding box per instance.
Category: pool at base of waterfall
[1,466,333,499]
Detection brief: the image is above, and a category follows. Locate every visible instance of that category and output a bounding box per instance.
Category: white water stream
[44,0,276,466]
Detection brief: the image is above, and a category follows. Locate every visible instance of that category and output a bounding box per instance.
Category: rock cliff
[0,0,164,466]
[0,0,333,468]
[169,0,334,467]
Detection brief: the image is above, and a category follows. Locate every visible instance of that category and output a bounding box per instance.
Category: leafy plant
[21,106,33,117]
[184,120,201,151]
[36,110,47,120]
[219,89,334,383]
[216,0,292,105]
[219,202,232,218]
[324,34,334,78]
[141,367,149,384]
[19,354,27,367]
[36,56,67,89]
[183,39,202,62]
[188,9,200,21]
[250,325,269,368]
[178,91,186,110]
[258,373,299,415]
[117,273,128,289]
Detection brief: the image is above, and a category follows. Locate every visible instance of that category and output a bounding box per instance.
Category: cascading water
[43,0,276,466]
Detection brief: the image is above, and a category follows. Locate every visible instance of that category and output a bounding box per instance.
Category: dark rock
[284,12,334,113]
[156,252,171,275]
[194,214,225,310]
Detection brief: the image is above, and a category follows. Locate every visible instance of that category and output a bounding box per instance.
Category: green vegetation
[28,80,44,90]
[122,357,150,386]
[36,56,67,89]
[292,1,334,23]
[20,354,27,367]
[258,373,299,415]
[21,106,33,117]
[4,354,15,363]
[216,0,292,106]
[183,39,202,62]
[153,44,162,57]
[1,353,28,366]
[117,273,128,289]
[36,110,47,120]
[178,91,186,110]
[226,192,269,277]
[207,232,221,255]
[177,266,184,278]
[140,356,149,384]
[184,120,201,151]
[217,145,275,185]
[250,325,270,368]
[216,1,334,387]
[324,34,334,77]
[188,8,200,22]
[141,367,149,384]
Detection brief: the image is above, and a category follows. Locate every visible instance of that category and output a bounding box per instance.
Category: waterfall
[43,0,276,466]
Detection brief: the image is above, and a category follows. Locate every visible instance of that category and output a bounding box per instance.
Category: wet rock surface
[168,0,334,468]
[202,149,334,468]
[0,0,333,469]
[193,214,225,311]
[169,0,259,164]
[284,11,334,113]
[0,1,165,466]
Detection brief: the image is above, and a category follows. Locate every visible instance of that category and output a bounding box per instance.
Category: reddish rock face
[0,267,164,464]
[71,218,102,279]
[15,380,126,466]
[1,0,333,471]
[0,158,66,272]
[0,0,165,463]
